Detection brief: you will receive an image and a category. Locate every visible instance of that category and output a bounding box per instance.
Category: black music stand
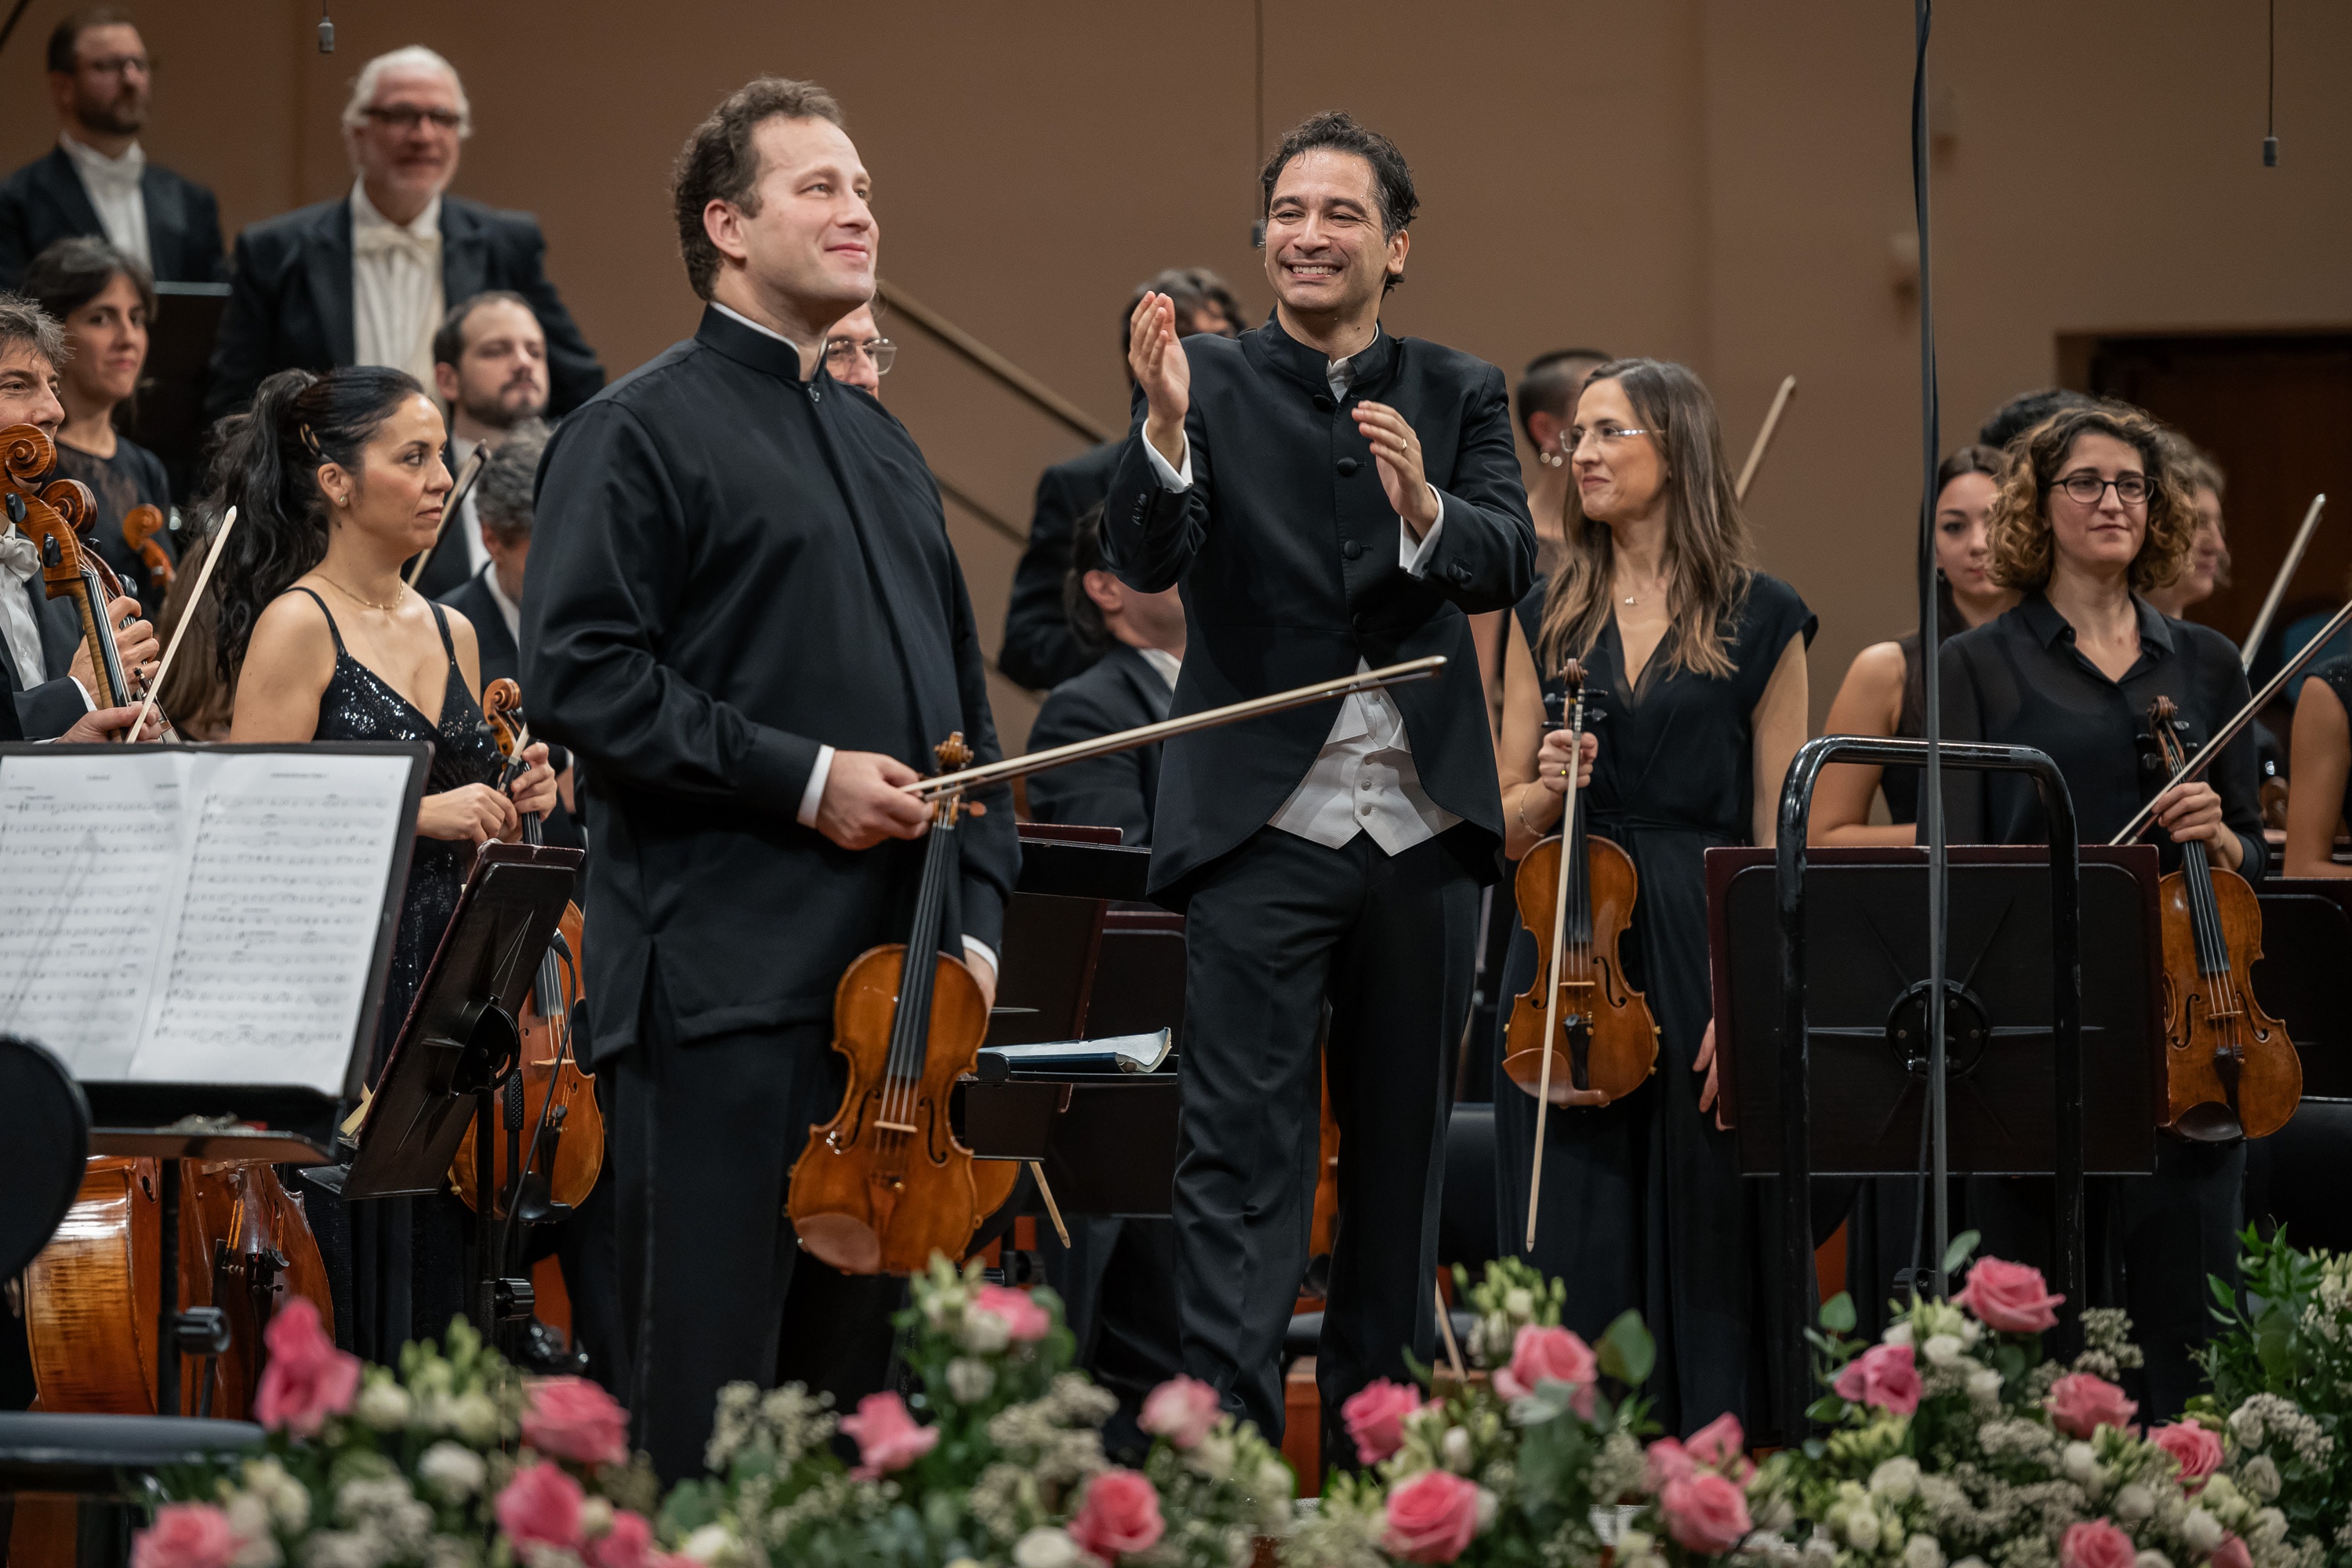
[1707,736,2162,1436]
[340,842,580,1350]
[125,281,229,504]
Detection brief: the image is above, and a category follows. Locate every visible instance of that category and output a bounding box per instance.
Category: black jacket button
[1336,457,1359,477]
[1343,539,1364,561]
[1314,394,1334,411]
[1451,562,1472,584]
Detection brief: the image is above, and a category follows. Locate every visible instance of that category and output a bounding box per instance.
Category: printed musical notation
[0,750,412,1095]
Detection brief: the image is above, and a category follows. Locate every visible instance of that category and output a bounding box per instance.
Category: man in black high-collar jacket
[1102,111,1534,1453]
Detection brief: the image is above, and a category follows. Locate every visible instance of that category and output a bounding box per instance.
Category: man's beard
[462,381,546,433]
[75,86,145,138]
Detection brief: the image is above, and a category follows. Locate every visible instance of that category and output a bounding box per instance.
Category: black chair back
[0,1035,89,1278]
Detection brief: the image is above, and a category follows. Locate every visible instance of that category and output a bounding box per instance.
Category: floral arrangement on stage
[133,1299,661,1568]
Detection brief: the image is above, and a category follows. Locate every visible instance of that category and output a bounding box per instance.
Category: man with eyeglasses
[822,302,894,396]
[0,8,224,290]
[205,45,603,423]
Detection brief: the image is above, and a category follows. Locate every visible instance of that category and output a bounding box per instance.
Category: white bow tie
[354,224,439,265]
[0,526,36,583]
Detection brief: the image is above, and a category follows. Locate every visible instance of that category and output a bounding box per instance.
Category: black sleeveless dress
[1491,572,1815,1438]
[294,588,506,1363]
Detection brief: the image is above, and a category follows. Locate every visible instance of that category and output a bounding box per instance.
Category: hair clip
[299,423,321,456]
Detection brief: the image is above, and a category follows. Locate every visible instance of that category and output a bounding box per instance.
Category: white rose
[1922,1334,1964,1368]
[945,1358,996,1404]
[1904,1534,1944,1568]
[1869,1457,1922,1502]
[1967,1367,2003,1399]
[960,1310,1011,1356]
[1846,1508,1882,1552]
[1504,1287,1535,1319]
[2132,1554,2174,1568]
[1255,1457,1292,1500]
[1186,1433,1236,1481]
[1475,1487,1499,1530]
[1804,1534,1841,1566]
[354,1380,412,1431]
[449,1390,501,1446]
[1013,1527,1080,1568]
[1953,1559,1991,1568]
[2062,1442,2100,1484]
[1442,1426,1474,1473]
[1959,1319,1982,1347]
[2181,1507,2224,1552]
[2242,1454,2281,1501]
[579,1498,614,1537]
[2114,1483,2155,1522]
[1883,1323,1915,1347]
[680,1525,738,1564]
[416,1442,487,1502]
[1616,1530,1657,1568]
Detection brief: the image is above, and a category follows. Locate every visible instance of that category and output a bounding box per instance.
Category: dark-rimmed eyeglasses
[824,336,896,376]
[364,105,464,132]
[2052,471,2152,508]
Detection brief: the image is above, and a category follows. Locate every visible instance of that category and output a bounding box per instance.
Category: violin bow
[2111,590,2352,847]
[1526,664,1584,1252]
[402,445,492,590]
[1734,376,1797,503]
[903,655,1448,799]
[125,506,238,745]
[2239,493,2327,671]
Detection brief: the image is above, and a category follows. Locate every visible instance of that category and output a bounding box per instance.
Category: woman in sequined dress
[212,365,556,1362]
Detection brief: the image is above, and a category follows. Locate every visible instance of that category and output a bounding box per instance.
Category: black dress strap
[290,586,347,656]
[427,601,458,666]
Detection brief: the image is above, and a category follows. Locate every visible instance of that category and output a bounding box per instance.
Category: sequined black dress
[294,588,506,1363]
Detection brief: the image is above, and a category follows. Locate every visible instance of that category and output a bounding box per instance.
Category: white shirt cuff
[1400,487,1446,575]
[1142,430,1193,491]
[796,743,836,828]
[961,937,999,978]
[68,677,95,712]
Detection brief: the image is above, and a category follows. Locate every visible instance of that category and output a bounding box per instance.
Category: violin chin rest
[2172,1103,2245,1144]
[794,1212,883,1274]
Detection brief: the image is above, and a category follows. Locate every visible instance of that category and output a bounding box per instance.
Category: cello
[448,677,604,1218]
[2141,695,2301,1141]
[789,733,1002,1275]
[1502,659,1658,1107]
[123,501,175,597]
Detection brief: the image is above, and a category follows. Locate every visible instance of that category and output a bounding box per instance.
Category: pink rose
[587,1511,655,1568]
[1342,1379,1426,1465]
[2046,1374,2139,1439]
[1685,1413,1753,1482]
[251,1296,361,1437]
[1138,1376,1222,1450]
[2150,1421,2224,1490]
[524,1375,630,1467]
[1832,1342,1922,1417]
[1644,1436,1694,1490]
[1660,1472,1753,1555]
[1493,1324,1599,1418]
[496,1461,584,1550]
[973,1283,1051,1343]
[2211,1536,2252,1568]
[839,1391,940,1479]
[1069,1468,1165,1563]
[2059,1519,2136,1568]
[1955,1255,2064,1334]
[131,1504,238,1568]
[1380,1468,1484,1564]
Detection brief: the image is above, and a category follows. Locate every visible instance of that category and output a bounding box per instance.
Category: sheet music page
[132,753,409,1094]
[0,750,194,1079]
[0,748,412,1097]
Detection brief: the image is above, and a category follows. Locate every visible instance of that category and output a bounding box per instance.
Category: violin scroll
[0,423,53,491]
[481,677,523,760]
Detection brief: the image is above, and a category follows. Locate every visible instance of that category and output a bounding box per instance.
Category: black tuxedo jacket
[437,566,517,687]
[1102,318,1534,895]
[2,578,93,738]
[1000,439,1120,691]
[0,148,225,289]
[205,193,604,422]
[1024,642,1173,846]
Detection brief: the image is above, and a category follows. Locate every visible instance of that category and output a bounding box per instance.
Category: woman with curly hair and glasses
[1940,399,2260,1421]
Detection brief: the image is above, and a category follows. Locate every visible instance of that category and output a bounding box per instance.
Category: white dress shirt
[1137,644,1181,691]
[0,529,93,717]
[1142,338,1460,855]
[448,436,492,579]
[714,304,998,976]
[350,182,444,389]
[59,134,148,269]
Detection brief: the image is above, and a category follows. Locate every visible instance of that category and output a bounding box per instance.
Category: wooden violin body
[1504,829,1657,1105]
[789,732,1000,1275]
[2143,696,2301,1142]
[124,502,174,595]
[24,1158,332,1417]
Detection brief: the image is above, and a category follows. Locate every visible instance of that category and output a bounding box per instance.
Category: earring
[1539,448,1565,469]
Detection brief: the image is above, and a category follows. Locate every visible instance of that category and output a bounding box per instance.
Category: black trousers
[1173,826,1479,1455]
[615,1022,902,1483]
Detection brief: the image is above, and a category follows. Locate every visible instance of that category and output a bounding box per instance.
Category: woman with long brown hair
[1940,401,2259,1419]
[1490,357,1813,1436]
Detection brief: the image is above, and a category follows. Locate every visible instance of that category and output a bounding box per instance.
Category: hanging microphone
[318,5,334,53]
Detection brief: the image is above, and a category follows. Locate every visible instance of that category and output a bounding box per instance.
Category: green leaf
[1597,1310,1655,1387]
[1818,1291,1857,1334]
[1942,1229,1982,1278]
[1806,1395,1851,1423]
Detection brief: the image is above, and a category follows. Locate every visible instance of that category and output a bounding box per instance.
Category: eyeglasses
[824,336,897,376]
[78,53,148,77]
[1566,423,1653,452]
[363,105,464,132]
[2053,471,2153,508]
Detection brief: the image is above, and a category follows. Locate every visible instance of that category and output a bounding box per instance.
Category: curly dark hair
[1258,111,1417,293]
[671,77,845,301]
[1984,402,2198,596]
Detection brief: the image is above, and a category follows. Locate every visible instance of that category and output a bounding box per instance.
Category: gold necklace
[318,575,407,613]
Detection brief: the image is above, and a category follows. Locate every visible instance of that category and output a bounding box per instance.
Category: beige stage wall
[5,1,2347,747]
